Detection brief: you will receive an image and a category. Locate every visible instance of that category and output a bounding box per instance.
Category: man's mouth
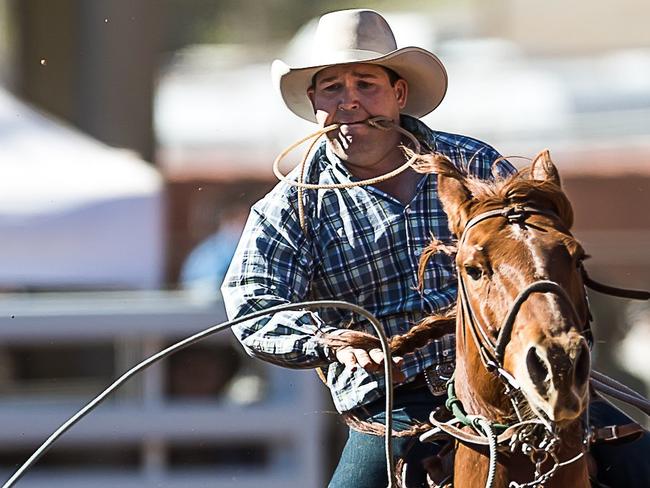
[335,119,369,127]
[337,122,369,138]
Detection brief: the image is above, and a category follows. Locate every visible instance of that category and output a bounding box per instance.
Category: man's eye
[323,83,340,92]
[358,81,372,89]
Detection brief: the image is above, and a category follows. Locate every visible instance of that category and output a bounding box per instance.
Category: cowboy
[222,9,649,487]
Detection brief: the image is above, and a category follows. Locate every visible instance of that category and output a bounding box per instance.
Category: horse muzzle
[523,334,591,422]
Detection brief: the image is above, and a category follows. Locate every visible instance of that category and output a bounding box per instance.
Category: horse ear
[414,153,473,236]
[438,172,473,237]
[531,149,561,187]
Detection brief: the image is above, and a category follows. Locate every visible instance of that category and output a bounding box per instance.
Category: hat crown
[312,9,397,61]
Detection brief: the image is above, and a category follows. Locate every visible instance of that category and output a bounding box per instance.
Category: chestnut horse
[416,150,592,487]
[329,150,595,487]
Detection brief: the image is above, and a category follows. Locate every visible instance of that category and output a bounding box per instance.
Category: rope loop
[272,116,422,231]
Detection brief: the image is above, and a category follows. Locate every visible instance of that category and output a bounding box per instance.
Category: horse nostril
[573,341,591,388]
[526,347,550,397]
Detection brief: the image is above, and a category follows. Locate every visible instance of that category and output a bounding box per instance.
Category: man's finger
[368,349,404,366]
[336,347,380,373]
[368,348,385,364]
[352,349,377,371]
[335,347,358,370]
[336,347,405,380]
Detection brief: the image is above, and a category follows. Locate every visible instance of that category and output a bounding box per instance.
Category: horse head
[421,150,592,425]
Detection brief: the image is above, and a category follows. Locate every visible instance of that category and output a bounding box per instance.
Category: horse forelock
[463,168,574,231]
[418,163,580,280]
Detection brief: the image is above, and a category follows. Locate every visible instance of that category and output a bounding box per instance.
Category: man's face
[307,63,408,165]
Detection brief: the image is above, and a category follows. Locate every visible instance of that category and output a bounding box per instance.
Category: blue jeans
[328,387,446,488]
[328,389,650,488]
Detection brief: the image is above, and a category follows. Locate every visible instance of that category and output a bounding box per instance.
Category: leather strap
[581,266,650,301]
[424,408,542,448]
[591,422,645,444]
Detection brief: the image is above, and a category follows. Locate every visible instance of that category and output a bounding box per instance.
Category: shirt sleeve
[221,192,339,369]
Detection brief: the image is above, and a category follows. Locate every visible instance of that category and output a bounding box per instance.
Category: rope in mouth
[272,116,422,230]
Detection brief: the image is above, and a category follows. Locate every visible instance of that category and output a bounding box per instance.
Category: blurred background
[0,0,648,487]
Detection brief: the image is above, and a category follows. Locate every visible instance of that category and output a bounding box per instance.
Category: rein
[581,267,650,301]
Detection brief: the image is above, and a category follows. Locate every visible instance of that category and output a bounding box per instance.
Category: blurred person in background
[222,9,649,487]
[180,203,249,295]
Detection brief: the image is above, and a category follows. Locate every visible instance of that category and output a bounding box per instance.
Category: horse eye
[464,265,483,280]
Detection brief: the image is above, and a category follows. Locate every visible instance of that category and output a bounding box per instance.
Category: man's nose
[338,86,360,111]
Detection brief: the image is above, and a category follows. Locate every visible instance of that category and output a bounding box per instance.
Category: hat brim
[272,47,448,123]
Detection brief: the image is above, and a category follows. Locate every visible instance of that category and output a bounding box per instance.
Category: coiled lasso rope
[2,301,397,488]
[272,116,422,230]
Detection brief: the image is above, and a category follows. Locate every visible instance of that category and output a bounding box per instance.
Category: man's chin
[328,140,368,163]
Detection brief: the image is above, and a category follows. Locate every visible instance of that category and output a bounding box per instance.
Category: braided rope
[471,416,498,488]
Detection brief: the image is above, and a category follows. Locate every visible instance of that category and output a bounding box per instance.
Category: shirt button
[404,207,411,214]
[423,288,432,295]
[414,248,422,256]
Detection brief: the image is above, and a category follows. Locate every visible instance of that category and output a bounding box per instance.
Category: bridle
[455,204,589,375]
[426,202,649,488]
[427,203,594,488]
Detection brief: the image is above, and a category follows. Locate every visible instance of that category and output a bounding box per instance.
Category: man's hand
[334,331,405,383]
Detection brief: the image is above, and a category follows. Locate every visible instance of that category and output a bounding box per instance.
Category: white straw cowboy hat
[271,9,448,123]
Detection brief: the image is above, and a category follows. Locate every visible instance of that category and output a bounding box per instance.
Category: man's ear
[531,149,561,188]
[394,78,408,110]
[307,86,315,107]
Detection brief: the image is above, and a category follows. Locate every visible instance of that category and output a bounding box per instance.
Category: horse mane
[414,153,574,231]
[467,168,574,230]
[322,310,455,356]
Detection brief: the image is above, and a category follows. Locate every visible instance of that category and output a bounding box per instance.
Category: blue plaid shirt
[222,115,515,412]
